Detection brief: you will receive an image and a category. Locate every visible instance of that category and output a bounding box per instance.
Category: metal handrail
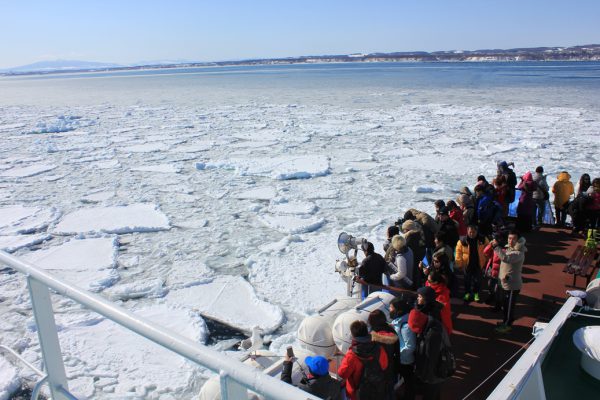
[0,250,318,400]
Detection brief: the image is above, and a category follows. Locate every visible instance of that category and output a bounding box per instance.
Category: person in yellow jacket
[455,225,489,302]
[552,171,574,226]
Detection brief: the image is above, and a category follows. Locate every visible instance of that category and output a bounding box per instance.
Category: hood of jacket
[371,330,399,346]
[557,171,571,182]
[427,281,450,299]
[522,171,533,182]
[511,237,527,253]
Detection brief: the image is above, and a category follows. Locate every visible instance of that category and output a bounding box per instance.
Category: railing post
[219,371,247,400]
[28,277,70,400]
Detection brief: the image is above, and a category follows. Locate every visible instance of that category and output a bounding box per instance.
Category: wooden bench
[564,245,600,287]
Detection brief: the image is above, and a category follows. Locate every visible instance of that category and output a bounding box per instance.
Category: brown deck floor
[441,226,589,400]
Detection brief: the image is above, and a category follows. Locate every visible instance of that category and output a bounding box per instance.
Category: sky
[1,0,599,69]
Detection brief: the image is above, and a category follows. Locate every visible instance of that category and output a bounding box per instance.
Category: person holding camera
[492,230,526,334]
[280,351,343,399]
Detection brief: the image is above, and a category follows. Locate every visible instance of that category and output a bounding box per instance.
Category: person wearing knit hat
[281,353,342,398]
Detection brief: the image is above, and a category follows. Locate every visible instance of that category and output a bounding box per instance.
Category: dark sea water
[1,61,600,109]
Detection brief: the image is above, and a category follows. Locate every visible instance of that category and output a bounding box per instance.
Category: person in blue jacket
[390,294,418,400]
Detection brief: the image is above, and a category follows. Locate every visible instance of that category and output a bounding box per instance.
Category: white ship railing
[0,250,319,400]
[487,296,580,400]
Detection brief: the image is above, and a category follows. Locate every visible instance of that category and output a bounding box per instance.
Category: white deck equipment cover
[573,326,600,381]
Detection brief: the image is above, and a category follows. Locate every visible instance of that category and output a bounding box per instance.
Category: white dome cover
[332,292,396,354]
[297,315,337,357]
[573,326,600,380]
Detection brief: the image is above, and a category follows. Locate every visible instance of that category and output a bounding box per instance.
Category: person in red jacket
[483,234,503,310]
[447,200,467,238]
[338,320,389,400]
[425,271,453,335]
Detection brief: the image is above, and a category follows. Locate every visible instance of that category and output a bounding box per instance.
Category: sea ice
[0,233,51,253]
[0,205,59,235]
[268,201,318,215]
[167,276,284,334]
[54,304,207,398]
[197,154,330,180]
[122,143,170,153]
[0,356,20,400]
[131,164,181,173]
[53,204,170,234]
[0,164,57,178]
[235,187,278,201]
[22,237,119,291]
[258,214,326,235]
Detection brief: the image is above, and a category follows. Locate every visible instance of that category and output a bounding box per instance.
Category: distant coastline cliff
[3,44,600,76]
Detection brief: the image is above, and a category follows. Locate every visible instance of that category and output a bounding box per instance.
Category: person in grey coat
[532,166,549,228]
[492,230,527,333]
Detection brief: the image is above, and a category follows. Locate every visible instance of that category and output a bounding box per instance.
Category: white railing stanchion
[27,276,70,400]
[219,371,247,400]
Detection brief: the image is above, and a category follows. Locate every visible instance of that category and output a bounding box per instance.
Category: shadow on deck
[442,226,583,400]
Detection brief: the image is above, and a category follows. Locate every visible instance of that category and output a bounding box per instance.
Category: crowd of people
[282,162,599,400]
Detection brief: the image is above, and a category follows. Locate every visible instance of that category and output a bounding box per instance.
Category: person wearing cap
[357,241,386,299]
[280,353,343,399]
[384,234,415,290]
[390,295,417,400]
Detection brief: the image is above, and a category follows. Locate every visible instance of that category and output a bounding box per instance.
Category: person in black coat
[281,354,343,399]
[358,241,386,299]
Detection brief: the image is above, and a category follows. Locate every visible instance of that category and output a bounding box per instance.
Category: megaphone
[337,232,367,255]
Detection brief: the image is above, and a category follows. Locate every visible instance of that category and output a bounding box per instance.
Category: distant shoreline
[3,44,599,77]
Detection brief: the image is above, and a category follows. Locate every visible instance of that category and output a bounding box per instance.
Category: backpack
[436,324,456,379]
[356,347,387,400]
[417,316,456,383]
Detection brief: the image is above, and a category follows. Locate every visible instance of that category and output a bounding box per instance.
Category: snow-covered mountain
[3,59,122,73]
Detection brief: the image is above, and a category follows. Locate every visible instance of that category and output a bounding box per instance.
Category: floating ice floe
[131,164,181,173]
[90,159,120,169]
[268,201,318,215]
[0,205,60,235]
[259,214,326,234]
[54,304,207,398]
[53,203,170,234]
[171,141,214,153]
[0,164,57,178]
[167,275,284,334]
[0,356,20,400]
[235,187,277,201]
[81,190,115,203]
[105,278,168,301]
[22,237,119,292]
[30,115,82,134]
[122,143,170,153]
[196,154,330,180]
[412,184,445,193]
[0,233,51,253]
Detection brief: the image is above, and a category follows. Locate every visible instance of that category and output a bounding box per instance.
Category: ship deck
[443,226,597,400]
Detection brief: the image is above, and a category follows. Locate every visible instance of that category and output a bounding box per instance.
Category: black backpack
[356,346,387,400]
[436,323,456,380]
[417,316,456,383]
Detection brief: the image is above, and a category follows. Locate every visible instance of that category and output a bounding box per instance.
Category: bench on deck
[564,245,600,287]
